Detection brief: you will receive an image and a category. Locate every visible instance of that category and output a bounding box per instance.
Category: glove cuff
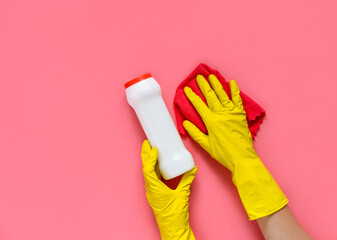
[232,156,288,220]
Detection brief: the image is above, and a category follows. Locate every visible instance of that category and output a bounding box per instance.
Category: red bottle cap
[124,73,152,89]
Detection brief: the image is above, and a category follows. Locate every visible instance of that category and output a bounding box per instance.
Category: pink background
[0,0,337,239]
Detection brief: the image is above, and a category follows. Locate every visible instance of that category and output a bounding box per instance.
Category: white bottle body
[125,75,195,180]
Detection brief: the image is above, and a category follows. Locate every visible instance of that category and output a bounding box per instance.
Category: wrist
[218,147,260,174]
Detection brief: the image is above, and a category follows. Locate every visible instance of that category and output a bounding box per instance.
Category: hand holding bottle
[141,140,197,240]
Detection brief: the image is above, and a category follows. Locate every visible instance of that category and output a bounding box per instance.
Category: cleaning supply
[183,74,288,220]
[141,140,197,240]
[174,63,265,139]
[125,73,195,180]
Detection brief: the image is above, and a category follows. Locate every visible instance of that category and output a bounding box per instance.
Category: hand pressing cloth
[174,63,265,139]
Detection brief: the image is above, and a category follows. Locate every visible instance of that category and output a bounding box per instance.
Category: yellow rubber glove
[141,140,197,240]
[183,74,288,220]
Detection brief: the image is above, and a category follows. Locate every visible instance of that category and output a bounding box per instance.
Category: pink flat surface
[1,0,337,239]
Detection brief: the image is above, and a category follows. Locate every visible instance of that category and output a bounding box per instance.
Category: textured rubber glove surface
[183,75,288,220]
[141,140,197,240]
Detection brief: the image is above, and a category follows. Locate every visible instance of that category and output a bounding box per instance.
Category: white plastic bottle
[125,73,195,180]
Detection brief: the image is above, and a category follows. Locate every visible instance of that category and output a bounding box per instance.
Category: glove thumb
[183,121,209,151]
[141,140,159,179]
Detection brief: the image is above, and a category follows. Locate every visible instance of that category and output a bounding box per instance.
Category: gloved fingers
[141,140,160,181]
[229,80,244,110]
[178,166,198,190]
[208,74,235,110]
[183,120,209,151]
[196,75,223,112]
[184,87,211,120]
[155,161,162,180]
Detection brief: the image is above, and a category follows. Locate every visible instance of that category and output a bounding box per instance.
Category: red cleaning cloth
[174,63,266,139]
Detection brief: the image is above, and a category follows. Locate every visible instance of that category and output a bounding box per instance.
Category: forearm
[156,216,195,240]
[158,226,195,240]
[256,206,312,240]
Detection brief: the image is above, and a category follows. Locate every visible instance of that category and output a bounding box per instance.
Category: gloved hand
[183,74,288,220]
[141,140,197,240]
